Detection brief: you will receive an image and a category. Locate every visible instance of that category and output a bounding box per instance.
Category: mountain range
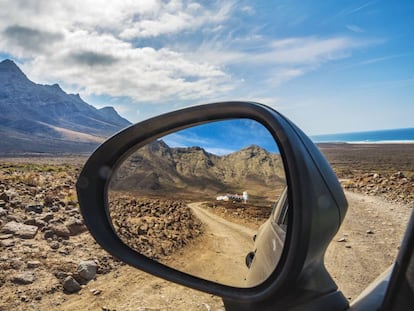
[0,59,131,154]
[111,140,286,199]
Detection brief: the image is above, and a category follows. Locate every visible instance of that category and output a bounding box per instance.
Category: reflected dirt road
[166,202,256,287]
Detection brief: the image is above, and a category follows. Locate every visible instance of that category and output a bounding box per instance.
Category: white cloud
[185,35,368,87]
[119,1,232,39]
[0,1,234,102]
[338,1,377,17]
[163,132,213,148]
[240,6,255,16]
[197,36,362,66]
[0,0,375,110]
[346,24,365,33]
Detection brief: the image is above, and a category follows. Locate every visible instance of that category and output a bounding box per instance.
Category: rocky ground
[0,143,413,310]
[320,143,414,206]
[0,161,208,310]
[343,171,413,206]
[0,162,121,309]
[109,194,203,260]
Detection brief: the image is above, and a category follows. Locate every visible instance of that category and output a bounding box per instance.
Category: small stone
[20,295,28,302]
[27,261,41,269]
[43,230,54,240]
[44,196,54,207]
[0,192,9,202]
[50,241,60,250]
[0,234,13,239]
[77,260,97,281]
[66,219,87,236]
[337,237,347,242]
[90,288,102,296]
[0,239,15,247]
[40,213,54,223]
[345,245,352,249]
[63,276,81,293]
[50,206,60,212]
[0,207,7,216]
[12,271,35,285]
[58,248,70,255]
[54,271,69,280]
[366,229,375,234]
[25,204,43,214]
[49,224,70,239]
[11,258,23,270]
[1,221,38,239]
[24,218,46,228]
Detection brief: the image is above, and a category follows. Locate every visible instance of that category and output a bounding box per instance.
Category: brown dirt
[319,143,414,179]
[325,191,411,301]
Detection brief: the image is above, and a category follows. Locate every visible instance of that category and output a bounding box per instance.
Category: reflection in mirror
[108,119,287,287]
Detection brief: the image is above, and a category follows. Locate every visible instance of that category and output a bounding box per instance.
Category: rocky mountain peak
[0,59,131,154]
[0,59,19,70]
[49,83,64,92]
[0,59,28,80]
[99,106,117,114]
[242,144,267,153]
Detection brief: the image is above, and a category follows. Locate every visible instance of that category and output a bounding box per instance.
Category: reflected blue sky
[163,119,279,155]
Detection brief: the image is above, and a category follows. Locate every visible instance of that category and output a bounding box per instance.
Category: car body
[245,187,288,286]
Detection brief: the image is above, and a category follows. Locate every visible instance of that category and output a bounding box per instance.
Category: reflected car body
[246,188,288,286]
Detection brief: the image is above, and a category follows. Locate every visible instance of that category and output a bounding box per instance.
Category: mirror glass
[107,119,288,287]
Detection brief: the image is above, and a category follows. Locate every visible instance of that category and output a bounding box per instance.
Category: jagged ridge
[112,140,285,197]
[0,59,131,154]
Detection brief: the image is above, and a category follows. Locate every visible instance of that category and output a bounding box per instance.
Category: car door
[245,188,288,286]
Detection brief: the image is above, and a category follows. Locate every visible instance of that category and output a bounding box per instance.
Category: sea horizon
[311,127,414,144]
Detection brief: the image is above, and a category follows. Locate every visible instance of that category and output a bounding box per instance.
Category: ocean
[311,127,414,143]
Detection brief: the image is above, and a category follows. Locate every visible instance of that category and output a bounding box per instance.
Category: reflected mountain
[111,140,285,200]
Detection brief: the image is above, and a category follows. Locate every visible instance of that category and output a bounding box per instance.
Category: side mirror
[77,102,348,311]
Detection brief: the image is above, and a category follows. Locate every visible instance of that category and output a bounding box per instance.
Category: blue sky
[163,119,279,155]
[0,1,413,135]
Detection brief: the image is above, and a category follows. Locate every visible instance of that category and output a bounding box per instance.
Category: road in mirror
[107,119,287,287]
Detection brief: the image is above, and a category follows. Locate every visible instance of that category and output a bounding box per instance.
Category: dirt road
[325,191,412,300]
[31,192,412,310]
[175,202,256,287]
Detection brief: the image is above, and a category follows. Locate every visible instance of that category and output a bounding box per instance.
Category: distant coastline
[312,127,414,144]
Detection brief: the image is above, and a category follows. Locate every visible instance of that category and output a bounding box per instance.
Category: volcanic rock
[63,276,81,293]
[1,221,38,239]
[77,260,98,281]
[11,271,35,285]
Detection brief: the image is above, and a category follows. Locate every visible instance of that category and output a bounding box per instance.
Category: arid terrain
[0,143,413,310]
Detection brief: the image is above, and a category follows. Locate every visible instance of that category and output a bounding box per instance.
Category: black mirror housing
[77,102,348,311]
